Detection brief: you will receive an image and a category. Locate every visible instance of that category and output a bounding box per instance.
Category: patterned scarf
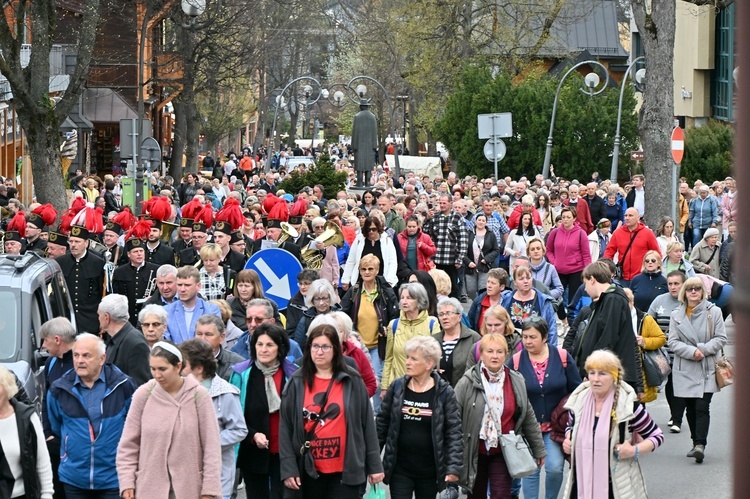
[479,362,505,450]
[254,360,281,413]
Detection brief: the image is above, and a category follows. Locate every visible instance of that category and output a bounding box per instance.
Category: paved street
[240,316,736,499]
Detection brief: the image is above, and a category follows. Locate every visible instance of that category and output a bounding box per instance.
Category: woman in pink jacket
[396,215,437,272]
[117,342,222,499]
[545,206,591,314]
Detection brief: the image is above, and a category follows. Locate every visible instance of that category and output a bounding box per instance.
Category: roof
[538,0,628,59]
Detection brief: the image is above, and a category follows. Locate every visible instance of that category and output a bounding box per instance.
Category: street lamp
[542,60,610,179]
[347,76,401,178]
[610,56,646,182]
[268,76,328,172]
[396,95,409,152]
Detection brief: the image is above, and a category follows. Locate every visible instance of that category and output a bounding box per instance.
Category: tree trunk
[24,118,68,214]
[170,98,187,180]
[632,0,676,229]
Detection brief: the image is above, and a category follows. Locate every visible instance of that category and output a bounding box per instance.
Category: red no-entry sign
[671,127,685,164]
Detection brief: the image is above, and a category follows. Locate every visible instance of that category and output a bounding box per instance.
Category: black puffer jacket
[376,372,463,486]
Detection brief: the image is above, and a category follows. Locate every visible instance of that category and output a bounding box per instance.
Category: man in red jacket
[563,184,594,234]
[603,208,661,287]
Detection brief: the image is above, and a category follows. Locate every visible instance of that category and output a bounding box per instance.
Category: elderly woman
[180,339,248,499]
[198,243,236,301]
[501,265,559,346]
[689,227,722,279]
[630,250,668,312]
[546,206,591,317]
[210,299,245,350]
[230,323,297,499]
[342,215,398,289]
[117,342,222,499]
[293,279,341,347]
[662,241,696,277]
[279,325,384,497]
[433,297,481,387]
[514,318,581,499]
[454,333,546,498]
[138,304,168,349]
[377,336,462,499]
[229,269,281,332]
[668,277,727,463]
[380,283,441,397]
[396,215,437,272]
[309,312,378,397]
[562,350,663,497]
[0,366,54,499]
[464,212,500,299]
[467,268,510,332]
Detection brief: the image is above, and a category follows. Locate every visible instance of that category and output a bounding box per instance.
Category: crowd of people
[0,146,736,499]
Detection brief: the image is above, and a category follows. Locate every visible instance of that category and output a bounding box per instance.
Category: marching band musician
[173,217,193,255]
[112,219,160,326]
[178,203,213,268]
[25,203,57,254]
[4,211,26,254]
[55,223,105,334]
[46,228,68,258]
[289,196,313,248]
[142,196,177,266]
[214,198,247,273]
[251,194,302,262]
[229,230,252,261]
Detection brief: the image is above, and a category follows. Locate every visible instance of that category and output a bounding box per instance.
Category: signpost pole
[672,161,677,226]
[492,115,498,179]
[671,126,685,230]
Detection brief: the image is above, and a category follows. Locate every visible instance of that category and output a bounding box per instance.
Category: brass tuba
[301,221,344,270]
[277,222,298,245]
[160,221,179,244]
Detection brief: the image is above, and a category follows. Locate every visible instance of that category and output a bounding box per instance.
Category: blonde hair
[481,305,515,337]
[359,254,381,271]
[0,366,18,400]
[199,242,222,261]
[640,250,662,272]
[478,332,509,354]
[584,350,624,436]
[428,268,452,296]
[678,277,706,303]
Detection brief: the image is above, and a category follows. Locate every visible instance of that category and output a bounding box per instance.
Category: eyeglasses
[685,286,703,293]
[245,316,269,324]
[313,296,331,302]
[141,322,162,328]
[310,344,333,352]
[523,316,545,326]
[438,312,461,318]
[366,227,379,232]
[644,258,658,264]
[360,267,376,272]
[313,225,324,230]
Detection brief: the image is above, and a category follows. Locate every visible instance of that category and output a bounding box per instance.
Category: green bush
[278,154,348,198]
[680,120,734,183]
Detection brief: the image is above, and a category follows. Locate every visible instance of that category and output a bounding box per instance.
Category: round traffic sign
[244,248,303,310]
[483,139,507,162]
[671,127,685,164]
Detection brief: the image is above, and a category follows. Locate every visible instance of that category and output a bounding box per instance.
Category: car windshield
[0,290,18,360]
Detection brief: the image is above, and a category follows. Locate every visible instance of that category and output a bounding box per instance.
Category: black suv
[0,253,76,412]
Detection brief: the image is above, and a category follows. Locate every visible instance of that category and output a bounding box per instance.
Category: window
[712,4,736,122]
[31,288,49,350]
[0,290,19,360]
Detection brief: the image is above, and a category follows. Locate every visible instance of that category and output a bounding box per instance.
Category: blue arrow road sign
[244,248,303,310]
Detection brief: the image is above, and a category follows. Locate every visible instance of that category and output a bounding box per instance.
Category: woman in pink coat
[117,342,222,499]
[396,215,437,271]
[545,206,591,315]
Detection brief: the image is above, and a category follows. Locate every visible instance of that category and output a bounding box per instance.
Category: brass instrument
[301,221,344,270]
[277,222,298,246]
[136,269,157,304]
[160,221,179,244]
[103,244,121,295]
[0,231,5,254]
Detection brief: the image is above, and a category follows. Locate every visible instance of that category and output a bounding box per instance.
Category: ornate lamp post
[610,56,646,182]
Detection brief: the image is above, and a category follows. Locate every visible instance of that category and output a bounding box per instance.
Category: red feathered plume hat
[180,197,203,228]
[70,202,104,237]
[288,196,308,225]
[106,207,137,235]
[266,197,289,229]
[191,204,213,234]
[215,198,244,232]
[123,218,153,252]
[27,204,58,230]
[142,196,172,229]
[5,211,26,241]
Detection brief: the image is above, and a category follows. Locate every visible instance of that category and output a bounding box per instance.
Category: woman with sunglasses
[342,216,398,291]
[280,325,384,497]
[668,278,727,463]
[515,318,580,499]
[630,250,668,312]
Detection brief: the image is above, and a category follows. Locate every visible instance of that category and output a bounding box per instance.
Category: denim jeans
[692,227,708,248]
[62,484,121,499]
[709,284,733,309]
[521,432,565,499]
[369,346,384,414]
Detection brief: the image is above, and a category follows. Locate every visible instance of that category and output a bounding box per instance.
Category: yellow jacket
[638,313,667,402]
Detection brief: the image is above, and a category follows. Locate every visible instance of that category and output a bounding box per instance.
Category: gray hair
[156,264,178,278]
[39,317,77,344]
[404,336,441,367]
[196,314,226,335]
[138,304,168,326]
[330,311,353,342]
[437,297,463,316]
[247,298,274,319]
[400,282,430,312]
[304,279,339,308]
[98,294,130,323]
[309,313,339,338]
[312,216,326,227]
[75,332,106,356]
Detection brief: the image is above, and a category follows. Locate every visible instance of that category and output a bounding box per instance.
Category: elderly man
[163,266,222,344]
[99,294,151,385]
[194,315,244,381]
[563,184,594,234]
[585,182,607,227]
[145,264,179,306]
[47,333,137,498]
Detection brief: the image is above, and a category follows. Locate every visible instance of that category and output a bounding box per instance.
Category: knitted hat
[703,227,720,240]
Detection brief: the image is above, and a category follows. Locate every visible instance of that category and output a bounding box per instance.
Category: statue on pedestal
[351,102,378,188]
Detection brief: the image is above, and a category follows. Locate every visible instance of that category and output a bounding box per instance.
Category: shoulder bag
[641,348,671,387]
[709,310,734,389]
[614,231,638,280]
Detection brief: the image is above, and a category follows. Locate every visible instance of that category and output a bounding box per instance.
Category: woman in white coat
[668,276,727,464]
[342,215,398,289]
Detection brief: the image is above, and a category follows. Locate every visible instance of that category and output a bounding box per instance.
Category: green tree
[278,154,347,198]
[434,65,639,181]
[680,119,734,184]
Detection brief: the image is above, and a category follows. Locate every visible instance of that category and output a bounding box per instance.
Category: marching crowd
[0,146,737,499]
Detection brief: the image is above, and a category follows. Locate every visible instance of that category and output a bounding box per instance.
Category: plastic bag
[365,484,386,499]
